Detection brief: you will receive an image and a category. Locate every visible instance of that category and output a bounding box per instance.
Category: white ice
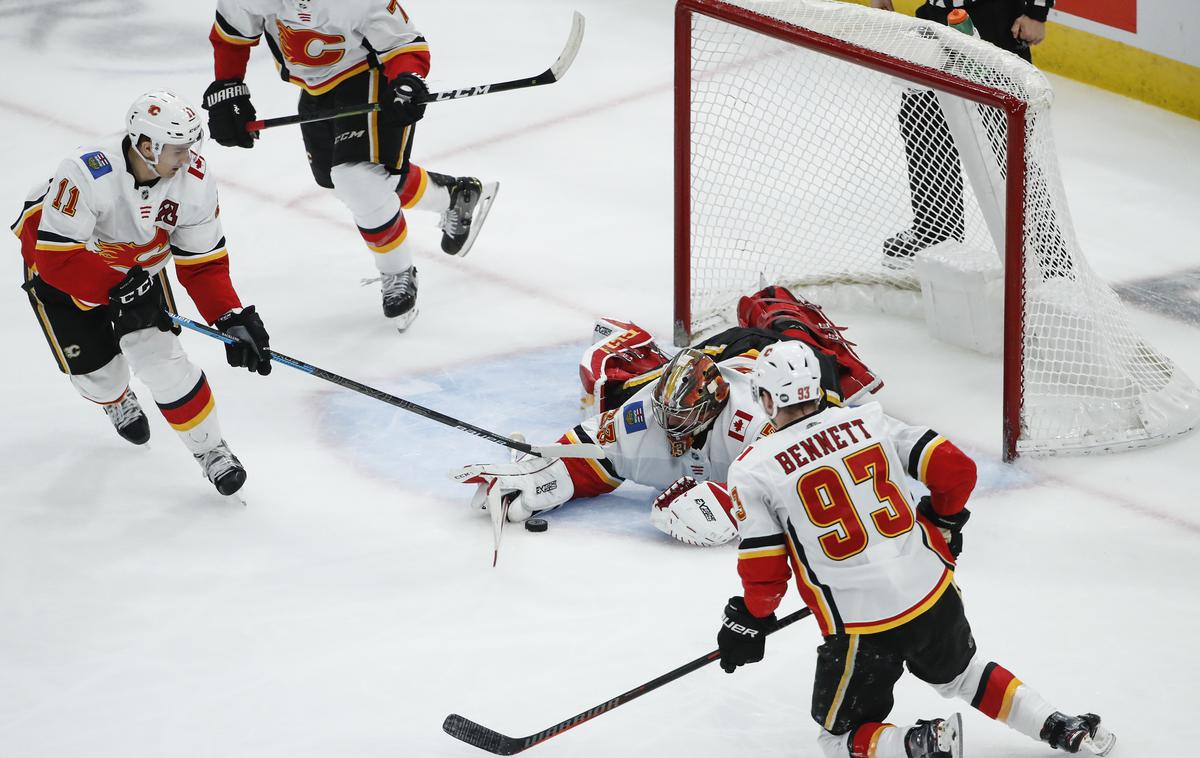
[2,1,1198,756]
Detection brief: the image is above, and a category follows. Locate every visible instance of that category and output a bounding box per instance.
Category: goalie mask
[750,341,824,420]
[651,349,730,452]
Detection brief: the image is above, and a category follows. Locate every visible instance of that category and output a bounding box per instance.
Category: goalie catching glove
[650,477,739,546]
[452,457,574,522]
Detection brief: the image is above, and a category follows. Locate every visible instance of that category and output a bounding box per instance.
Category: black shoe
[1041,713,1115,755]
[381,266,418,331]
[439,176,498,257]
[882,228,952,269]
[904,713,962,758]
[102,389,150,445]
[194,440,246,496]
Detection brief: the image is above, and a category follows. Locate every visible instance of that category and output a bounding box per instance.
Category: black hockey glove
[215,305,271,375]
[386,73,428,126]
[717,596,776,673]
[108,266,172,336]
[203,79,257,148]
[917,496,971,558]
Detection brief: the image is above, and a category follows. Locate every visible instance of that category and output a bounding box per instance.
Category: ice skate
[905,713,963,758]
[102,389,150,445]
[438,176,499,257]
[381,266,419,331]
[1041,712,1115,756]
[194,440,247,496]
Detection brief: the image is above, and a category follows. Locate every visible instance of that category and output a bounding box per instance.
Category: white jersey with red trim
[729,402,956,636]
[566,354,774,493]
[213,0,429,94]
[33,140,225,305]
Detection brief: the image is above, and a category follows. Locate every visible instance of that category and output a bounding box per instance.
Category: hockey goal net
[675,0,1199,458]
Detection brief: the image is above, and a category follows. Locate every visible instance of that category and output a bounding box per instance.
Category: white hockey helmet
[750,341,824,419]
[126,90,204,161]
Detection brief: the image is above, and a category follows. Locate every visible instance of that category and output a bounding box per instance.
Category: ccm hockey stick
[442,607,814,754]
[245,11,586,132]
[169,312,604,460]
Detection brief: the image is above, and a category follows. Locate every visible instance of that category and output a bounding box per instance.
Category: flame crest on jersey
[94,227,171,270]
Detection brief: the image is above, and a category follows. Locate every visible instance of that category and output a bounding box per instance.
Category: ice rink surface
[2,1,1198,756]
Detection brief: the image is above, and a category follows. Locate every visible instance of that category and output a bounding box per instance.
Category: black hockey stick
[168,312,604,460]
[245,11,586,132]
[442,606,813,754]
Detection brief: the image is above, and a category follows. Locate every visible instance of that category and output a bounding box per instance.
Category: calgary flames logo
[148,104,161,116]
[94,228,171,269]
[276,20,345,67]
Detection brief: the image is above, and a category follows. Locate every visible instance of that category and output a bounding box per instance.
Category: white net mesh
[682,0,1200,455]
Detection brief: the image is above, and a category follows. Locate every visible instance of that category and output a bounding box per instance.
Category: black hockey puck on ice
[525,517,549,533]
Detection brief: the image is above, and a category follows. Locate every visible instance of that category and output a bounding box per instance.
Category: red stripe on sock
[850,723,890,758]
[359,212,408,247]
[158,376,213,428]
[397,165,427,206]
[974,664,1018,720]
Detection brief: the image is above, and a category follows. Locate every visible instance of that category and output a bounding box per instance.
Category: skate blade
[941,713,963,758]
[1084,727,1116,756]
[390,307,419,333]
[449,181,499,258]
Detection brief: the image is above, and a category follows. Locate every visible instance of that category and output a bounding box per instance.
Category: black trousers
[299,69,417,189]
[811,586,976,735]
[22,265,178,375]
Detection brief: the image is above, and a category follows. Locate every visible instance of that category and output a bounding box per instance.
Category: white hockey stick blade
[529,443,606,459]
[491,491,514,568]
[549,12,586,81]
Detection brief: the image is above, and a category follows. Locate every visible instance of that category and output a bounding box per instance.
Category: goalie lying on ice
[454,286,882,546]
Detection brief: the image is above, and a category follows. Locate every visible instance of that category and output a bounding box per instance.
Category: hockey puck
[525,517,549,533]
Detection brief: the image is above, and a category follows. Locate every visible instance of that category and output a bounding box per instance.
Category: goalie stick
[169,312,604,461]
[442,606,813,755]
[245,11,586,132]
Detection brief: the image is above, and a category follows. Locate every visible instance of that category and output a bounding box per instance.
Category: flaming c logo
[94,228,172,269]
[148,105,160,116]
[277,20,345,67]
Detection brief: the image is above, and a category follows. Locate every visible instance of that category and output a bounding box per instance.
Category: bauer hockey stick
[169,312,604,460]
[245,11,586,132]
[442,606,814,755]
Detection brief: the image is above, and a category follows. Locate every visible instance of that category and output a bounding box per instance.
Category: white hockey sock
[70,354,131,403]
[120,329,223,454]
[931,653,1057,743]
[818,724,908,758]
[397,164,451,213]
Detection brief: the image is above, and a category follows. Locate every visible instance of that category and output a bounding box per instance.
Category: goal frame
[674,0,1030,460]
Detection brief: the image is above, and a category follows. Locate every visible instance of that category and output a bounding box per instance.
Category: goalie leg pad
[737,285,882,403]
[650,478,738,547]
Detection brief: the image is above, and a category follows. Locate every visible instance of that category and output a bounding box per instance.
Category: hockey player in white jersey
[455,286,883,546]
[12,91,271,497]
[714,341,1115,758]
[203,0,499,330]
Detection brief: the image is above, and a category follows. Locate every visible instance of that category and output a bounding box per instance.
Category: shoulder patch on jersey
[728,409,754,442]
[623,400,647,433]
[80,151,112,178]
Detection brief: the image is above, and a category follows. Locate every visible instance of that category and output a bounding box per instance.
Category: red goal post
[674,0,1199,459]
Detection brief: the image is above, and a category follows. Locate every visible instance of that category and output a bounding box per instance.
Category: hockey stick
[168,312,604,460]
[442,606,813,754]
[245,11,586,132]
